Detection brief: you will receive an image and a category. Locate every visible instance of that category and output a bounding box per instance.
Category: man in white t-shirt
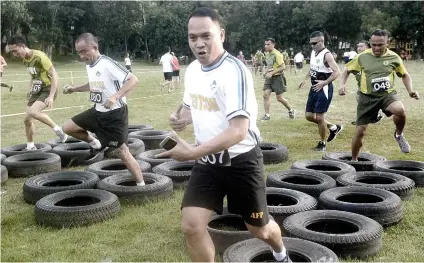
[62,33,145,186]
[159,46,174,93]
[348,48,357,62]
[156,7,291,263]
[293,51,304,74]
[124,53,132,72]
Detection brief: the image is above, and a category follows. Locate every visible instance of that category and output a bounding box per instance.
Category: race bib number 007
[90,91,103,103]
[198,149,231,166]
[31,80,43,94]
[372,77,391,92]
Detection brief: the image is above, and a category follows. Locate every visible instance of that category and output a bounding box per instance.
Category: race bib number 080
[198,149,231,166]
[372,77,391,92]
[31,80,43,94]
[90,91,103,103]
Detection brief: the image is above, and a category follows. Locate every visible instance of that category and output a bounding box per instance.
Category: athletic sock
[27,142,35,149]
[265,113,270,117]
[53,126,61,131]
[329,124,337,131]
[89,138,102,150]
[136,181,146,186]
[273,246,287,261]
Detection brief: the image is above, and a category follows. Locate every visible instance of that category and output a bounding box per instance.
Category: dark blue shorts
[306,83,334,113]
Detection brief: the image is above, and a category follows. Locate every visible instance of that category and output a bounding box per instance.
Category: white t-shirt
[124,57,131,66]
[343,51,350,57]
[86,55,129,112]
[294,53,304,63]
[348,51,357,59]
[160,53,173,73]
[183,51,261,159]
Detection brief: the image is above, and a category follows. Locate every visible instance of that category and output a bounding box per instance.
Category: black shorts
[27,86,57,107]
[296,62,303,69]
[172,70,180,77]
[71,105,129,149]
[306,83,334,113]
[163,72,173,81]
[125,65,132,72]
[181,146,269,227]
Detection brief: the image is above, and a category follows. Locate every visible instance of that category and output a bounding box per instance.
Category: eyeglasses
[310,42,319,46]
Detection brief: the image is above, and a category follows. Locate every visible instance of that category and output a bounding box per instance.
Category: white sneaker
[55,129,68,143]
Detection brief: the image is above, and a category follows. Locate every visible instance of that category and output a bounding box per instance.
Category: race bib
[371,77,391,92]
[198,149,231,166]
[309,69,317,78]
[90,91,103,103]
[31,80,43,94]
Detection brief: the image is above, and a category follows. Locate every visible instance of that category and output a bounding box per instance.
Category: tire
[97,173,173,203]
[1,165,8,184]
[374,160,424,187]
[266,169,336,198]
[128,130,171,150]
[35,189,120,228]
[46,136,82,148]
[136,149,174,167]
[223,237,339,262]
[85,159,151,179]
[104,138,145,158]
[51,142,104,167]
[319,186,403,227]
[337,171,415,200]
[1,143,52,157]
[291,160,356,179]
[266,187,318,226]
[127,124,154,134]
[23,171,100,204]
[152,160,194,188]
[1,153,6,164]
[323,151,386,171]
[207,209,274,254]
[283,210,383,259]
[258,142,288,164]
[3,152,61,178]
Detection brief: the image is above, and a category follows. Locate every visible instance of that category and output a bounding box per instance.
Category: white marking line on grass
[0,92,183,118]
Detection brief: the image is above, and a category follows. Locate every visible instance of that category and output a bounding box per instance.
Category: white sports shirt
[86,55,129,112]
[294,53,304,63]
[160,52,173,73]
[125,57,131,66]
[183,51,261,159]
[309,48,333,85]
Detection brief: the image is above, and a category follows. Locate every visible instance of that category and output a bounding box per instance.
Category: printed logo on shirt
[210,80,217,90]
[383,61,389,66]
[190,94,220,112]
[96,71,101,77]
[89,81,106,90]
[250,211,264,219]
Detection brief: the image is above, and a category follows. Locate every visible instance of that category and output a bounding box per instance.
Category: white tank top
[309,48,333,85]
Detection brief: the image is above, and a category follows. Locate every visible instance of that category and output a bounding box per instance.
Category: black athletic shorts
[71,105,128,149]
[181,146,269,227]
[172,70,180,77]
[164,72,173,81]
[125,65,132,72]
[27,86,57,107]
[296,62,303,69]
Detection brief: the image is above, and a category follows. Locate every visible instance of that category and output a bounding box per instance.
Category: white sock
[136,181,145,186]
[89,139,102,150]
[330,124,337,131]
[27,142,35,149]
[395,133,402,138]
[273,246,287,261]
[265,113,270,117]
[53,126,61,131]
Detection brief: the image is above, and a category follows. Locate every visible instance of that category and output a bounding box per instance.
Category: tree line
[2,1,423,61]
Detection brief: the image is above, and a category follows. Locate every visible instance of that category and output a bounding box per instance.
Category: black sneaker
[88,146,108,159]
[313,141,326,151]
[327,125,343,142]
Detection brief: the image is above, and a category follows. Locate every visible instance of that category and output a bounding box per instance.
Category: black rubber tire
[23,171,100,204]
[323,151,387,171]
[266,169,336,198]
[337,171,415,200]
[97,172,173,203]
[207,209,274,254]
[374,160,424,187]
[291,160,356,179]
[128,130,171,150]
[1,165,8,184]
[127,124,154,134]
[223,237,339,262]
[266,187,318,226]
[3,152,61,178]
[282,210,383,259]
[1,153,6,164]
[51,142,104,167]
[1,143,52,157]
[319,186,403,227]
[46,136,82,148]
[152,160,194,188]
[136,149,174,167]
[104,138,145,158]
[259,142,288,164]
[35,189,120,228]
[85,159,151,179]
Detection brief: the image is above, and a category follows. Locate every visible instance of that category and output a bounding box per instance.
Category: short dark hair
[8,35,26,46]
[189,7,220,24]
[75,33,98,45]
[371,29,389,38]
[265,38,276,44]
[310,31,324,39]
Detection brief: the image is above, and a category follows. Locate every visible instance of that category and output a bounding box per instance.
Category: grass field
[1,59,424,262]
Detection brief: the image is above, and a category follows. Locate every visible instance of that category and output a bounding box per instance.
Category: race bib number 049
[372,77,391,92]
[198,149,231,166]
[90,91,103,103]
[31,80,43,94]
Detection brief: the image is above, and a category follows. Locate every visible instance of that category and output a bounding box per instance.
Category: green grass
[1,60,424,261]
